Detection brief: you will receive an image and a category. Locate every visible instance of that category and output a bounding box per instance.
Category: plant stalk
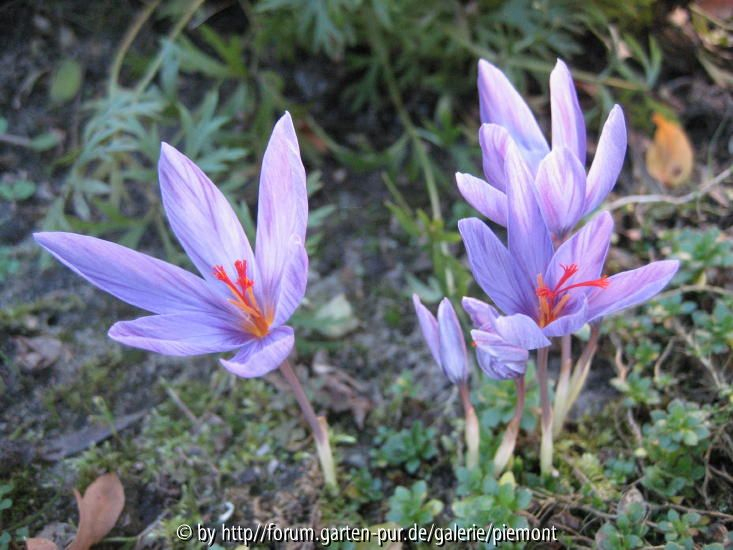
[493,376,525,475]
[459,381,479,470]
[536,347,553,476]
[565,324,601,415]
[279,360,337,490]
[552,334,573,437]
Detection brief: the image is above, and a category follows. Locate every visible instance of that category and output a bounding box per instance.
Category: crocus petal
[413,294,440,366]
[545,211,613,290]
[255,112,308,315]
[158,143,255,289]
[477,59,549,167]
[533,147,587,238]
[505,142,553,290]
[461,297,499,329]
[33,232,223,315]
[542,296,589,337]
[219,325,294,378]
[472,329,528,363]
[108,312,249,356]
[476,348,525,380]
[550,59,586,163]
[456,172,507,226]
[479,123,512,191]
[437,298,469,383]
[272,236,309,326]
[585,105,627,213]
[586,260,679,322]
[494,314,550,350]
[458,217,534,316]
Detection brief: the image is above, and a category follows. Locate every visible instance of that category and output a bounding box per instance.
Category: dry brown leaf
[646,112,694,188]
[696,0,733,20]
[25,538,58,550]
[15,336,65,372]
[69,473,125,550]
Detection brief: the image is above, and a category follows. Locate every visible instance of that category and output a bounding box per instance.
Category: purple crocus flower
[458,142,679,338]
[457,59,627,239]
[413,295,468,384]
[34,113,308,378]
[462,297,550,380]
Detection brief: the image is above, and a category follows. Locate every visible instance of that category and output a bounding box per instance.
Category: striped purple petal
[585,105,627,213]
[255,112,308,320]
[477,59,549,169]
[108,312,250,356]
[586,260,679,322]
[437,298,469,383]
[550,59,586,163]
[33,232,223,315]
[220,325,295,378]
[456,172,507,226]
[412,294,441,366]
[458,217,535,316]
[533,147,587,238]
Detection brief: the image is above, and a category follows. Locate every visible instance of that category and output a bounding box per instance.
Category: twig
[710,465,733,486]
[109,0,162,93]
[672,319,724,390]
[0,132,32,147]
[653,337,676,383]
[532,490,617,520]
[135,0,206,94]
[655,284,733,301]
[649,503,733,522]
[161,381,199,426]
[626,408,643,445]
[605,164,733,212]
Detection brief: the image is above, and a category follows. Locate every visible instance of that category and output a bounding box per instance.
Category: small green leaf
[30,131,61,152]
[49,59,83,104]
[0,179,36,201]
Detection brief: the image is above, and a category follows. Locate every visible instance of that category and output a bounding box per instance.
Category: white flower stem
[565,324,601,417]
[459,381,480,471]
[493,376,525,475]
[552,334,573,437]
[279,360,337,490]
[536,347,553,476]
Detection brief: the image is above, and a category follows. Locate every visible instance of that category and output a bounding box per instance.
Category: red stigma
[213,260,270,337]
[536,263,609,327]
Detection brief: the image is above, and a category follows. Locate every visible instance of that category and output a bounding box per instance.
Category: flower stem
[552,334,572,437]
[493,376,525,475]
[536,347,553,477]
[566,324,601,414]
[279,360,337,490]
[459,382,479,471]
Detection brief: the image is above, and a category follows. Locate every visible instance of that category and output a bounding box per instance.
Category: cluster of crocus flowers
[412,294,549,474]
[454,59,678,476]
[34,113,336,489]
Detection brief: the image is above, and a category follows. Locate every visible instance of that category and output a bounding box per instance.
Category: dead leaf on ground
[26,538,58,550]
[313,351,373,428]
[645,112,694,188]
[41,410,146,461]
[695,0,733,21]
[15,336,65,372]
[69,473,125,550]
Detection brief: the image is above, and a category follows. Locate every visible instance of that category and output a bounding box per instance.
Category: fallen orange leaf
[68,473,125,550]
[25,538,58,550]
[646,112,694,188]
